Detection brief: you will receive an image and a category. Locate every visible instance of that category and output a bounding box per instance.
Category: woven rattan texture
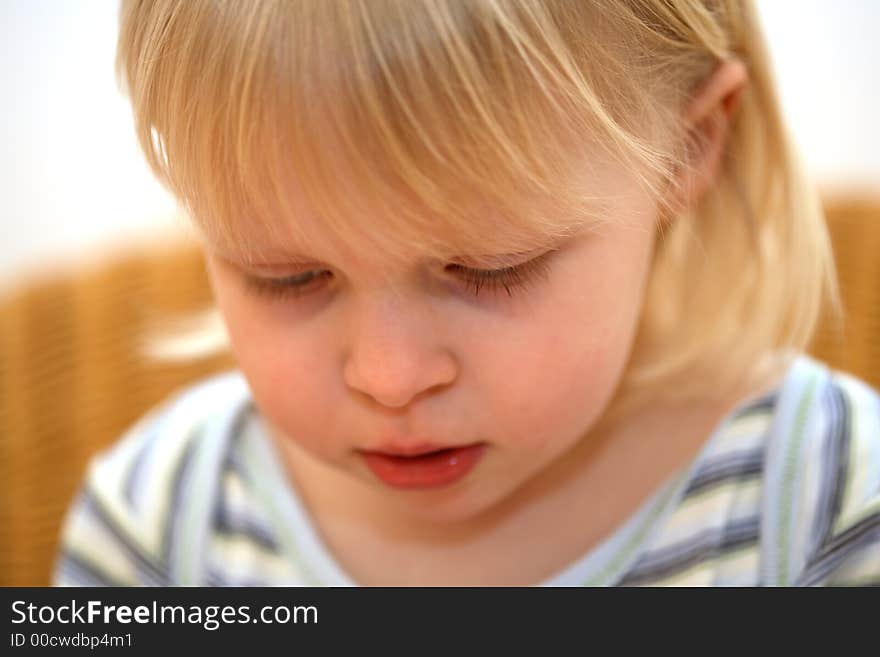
[0,243,233,585]
[809,201,880,385]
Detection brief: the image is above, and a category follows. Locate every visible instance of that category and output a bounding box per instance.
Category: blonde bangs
[117,0,678,267]
[119,0,839,404]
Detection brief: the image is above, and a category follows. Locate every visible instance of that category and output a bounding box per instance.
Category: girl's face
[204,158,661,524]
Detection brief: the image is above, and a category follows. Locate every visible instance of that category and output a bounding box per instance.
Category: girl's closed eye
[244,268,334,300]
[242,248,558,301]
[444,249,556,297]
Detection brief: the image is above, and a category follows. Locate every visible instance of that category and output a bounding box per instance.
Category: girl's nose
[342,291,458,409]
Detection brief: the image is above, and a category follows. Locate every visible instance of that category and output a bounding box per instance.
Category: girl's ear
[663,59,748,220]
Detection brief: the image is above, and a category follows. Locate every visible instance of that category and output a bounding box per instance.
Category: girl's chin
[364,472,524,527]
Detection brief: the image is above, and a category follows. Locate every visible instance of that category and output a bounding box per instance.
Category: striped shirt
[53,353,880,586]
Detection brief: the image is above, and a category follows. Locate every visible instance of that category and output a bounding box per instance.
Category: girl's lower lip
[360,444,486,489]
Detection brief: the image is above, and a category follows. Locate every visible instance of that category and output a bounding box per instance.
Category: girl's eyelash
[244,270,332,300]
[444,254,554,297]
[244,251,556,300]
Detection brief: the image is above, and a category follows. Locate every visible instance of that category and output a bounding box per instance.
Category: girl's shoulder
[620,353,880,587]
[54,371,252,586]
[759,353,880,585]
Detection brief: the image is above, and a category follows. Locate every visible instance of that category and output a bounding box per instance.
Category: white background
[2,0,878,294]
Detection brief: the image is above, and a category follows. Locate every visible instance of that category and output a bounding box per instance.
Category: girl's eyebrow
[245,251,318,266]
[209,231,573,269]
[207,241,320,267]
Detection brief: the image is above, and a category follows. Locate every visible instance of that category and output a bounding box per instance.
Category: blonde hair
[118,0,838,401]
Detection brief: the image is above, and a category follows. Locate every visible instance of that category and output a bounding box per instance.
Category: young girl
[55,0,879,586]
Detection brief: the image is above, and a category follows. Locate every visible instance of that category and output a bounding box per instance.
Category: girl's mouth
[359,443,487,489]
